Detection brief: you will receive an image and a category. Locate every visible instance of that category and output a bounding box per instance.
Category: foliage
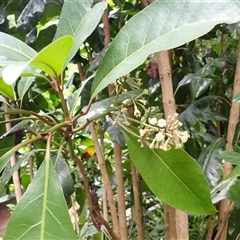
[0,0,240,239]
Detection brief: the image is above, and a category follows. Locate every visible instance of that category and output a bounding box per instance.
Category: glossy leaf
[16,0,45,36]
[0,78,15,99]
[189,74,213,99]
[77,89,143,126]
[106,116,125,146]
[218,151,240,165]
[81,45,109,108]
[56,0,107,66]
[123,126,216,214]
[91,0,240,98]
[52,155,75,199]
[228,179,240,208]
[3,158,76,239]
[67,74,95,117]
[0,32,36,61]
[178,96,216,129]
[0,135,15,173]
[211,178,236,204]
[0,151,37,194]
[17,76,35,100]
[2,36,74,84]
[197,139,223,187]
[0,119,30,140]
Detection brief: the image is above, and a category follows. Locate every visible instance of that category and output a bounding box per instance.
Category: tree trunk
[156,50,189,240]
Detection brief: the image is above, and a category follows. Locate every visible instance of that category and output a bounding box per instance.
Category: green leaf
[77,89,143,126]
[0,119,30,140]
[91,0,240,98]
[0,77,15,99]
[218,151,240,165]
[56,0,107,66]
[52,155,75,199]
[197,139,223,187]
[67,74,95,117]
[17,76,35,100]
[29,35,74,76]
[2,36,74,84]
[123,126,217,215]
[0,150,37,194]
[16,0,45,36]
[0,135,16,178]
[188,74,213,99]
[3,158,76,239]
[81,46,109,108]
[178,96,216,129]
[0,32,36,61]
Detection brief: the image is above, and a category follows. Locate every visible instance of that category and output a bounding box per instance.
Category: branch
[4,101,22,203]
[217,31,240,239]
[89,122,120,239]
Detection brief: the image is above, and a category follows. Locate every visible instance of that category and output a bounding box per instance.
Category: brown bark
[156,51,189,240]
[207,214,215,240]
[216,32,240,240]
[115,144,128,240]
[131,162,144,240]
[128,106,145,240]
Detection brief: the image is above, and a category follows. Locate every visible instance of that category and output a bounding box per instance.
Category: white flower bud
[155,132,165,141]
[149,117,158,125]
[134,107,141,117]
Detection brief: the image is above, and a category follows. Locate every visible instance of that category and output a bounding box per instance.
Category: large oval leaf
[3,157,76,239]
[56,0,107,67]
[91,0,240,98]
[2,35,74,84]
[0,32,36,61]
[123,126,216,215]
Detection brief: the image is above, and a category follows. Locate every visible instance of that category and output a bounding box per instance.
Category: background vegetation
[0,0,240,239]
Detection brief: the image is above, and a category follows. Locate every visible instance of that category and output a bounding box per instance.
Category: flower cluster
[138,113,189,151]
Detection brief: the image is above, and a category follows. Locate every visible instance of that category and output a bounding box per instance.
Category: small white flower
[138,99,148,105]
[139,129,146,137]
[157,119,167,128]
[110,104,115,108]
[134,107,141,117]
[175,143,182,149]
[121,107,128,113]
[155,131,165,142]
[149,140,155,149]
[160,140,171,151]
[178,131,189,143]
[122,99,129,105]
[149,117,158,125]
[143,89,149,95]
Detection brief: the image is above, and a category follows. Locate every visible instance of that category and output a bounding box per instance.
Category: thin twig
[128,106,144,240]
[89,122,120,239]
[4,102,22,203]
[217,32,240,240]
[99,126,109,222]
[114,143,128,239]
[77,62,85,81]
[73,155,120,240]
[131,162,144,240]
[206,214,216,240]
